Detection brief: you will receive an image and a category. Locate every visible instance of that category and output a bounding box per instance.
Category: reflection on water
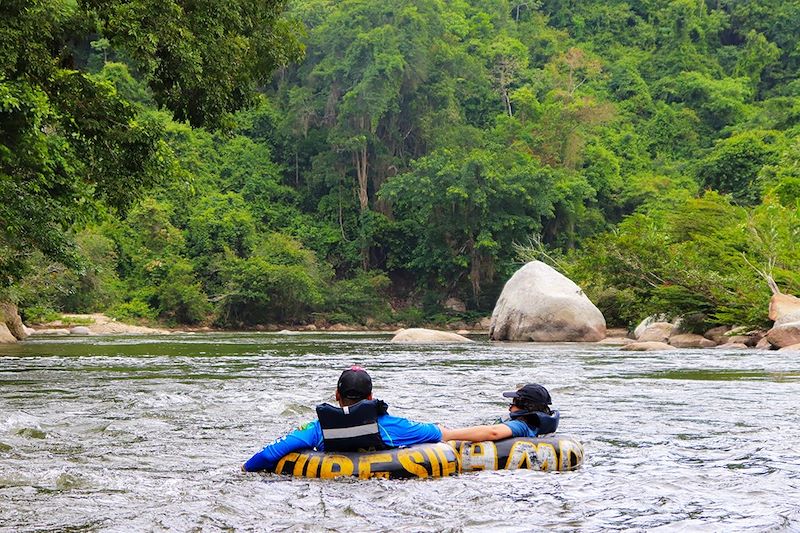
[1,334,800,531]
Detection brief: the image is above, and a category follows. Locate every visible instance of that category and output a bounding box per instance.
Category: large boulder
[391,328,473,343]
[489,261,605,342]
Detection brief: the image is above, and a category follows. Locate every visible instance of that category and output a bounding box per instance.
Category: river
[1,333,799,531]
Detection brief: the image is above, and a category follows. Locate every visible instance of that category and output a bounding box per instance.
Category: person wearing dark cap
[243,366,443,472]
[440,383,560,442]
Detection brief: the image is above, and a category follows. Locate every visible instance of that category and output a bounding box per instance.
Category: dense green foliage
[1,0,298,286]
[4,0,800,329]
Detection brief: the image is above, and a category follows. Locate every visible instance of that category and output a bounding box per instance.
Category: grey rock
[392,328,473,343]
[477,317,492,329]
[489,261,605,342]
[606,327,631,338]
[724,335,757,347]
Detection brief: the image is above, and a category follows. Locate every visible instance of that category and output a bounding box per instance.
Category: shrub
[216,242,325,326]
[325,271,392,324]
[58,230,125,313]
[156,260,209,324]
[21,305,61,324]
[108,299,157,322]
[593,287,640,328]
[393,307,425,327]
[325,311,354,324]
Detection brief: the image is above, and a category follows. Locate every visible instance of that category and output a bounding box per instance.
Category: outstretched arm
[440,423,513,442]
[243,422,321,472]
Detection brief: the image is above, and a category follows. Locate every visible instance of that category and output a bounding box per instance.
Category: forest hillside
[3,0,800,331]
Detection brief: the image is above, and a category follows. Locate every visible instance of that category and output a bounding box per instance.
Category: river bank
[14,312,791,352]
[23,313,492,338]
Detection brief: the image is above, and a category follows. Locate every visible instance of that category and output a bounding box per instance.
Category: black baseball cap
[502,383,552,405]
[337,366,372,400]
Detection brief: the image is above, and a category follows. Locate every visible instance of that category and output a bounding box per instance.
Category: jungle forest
[3,0,800,331]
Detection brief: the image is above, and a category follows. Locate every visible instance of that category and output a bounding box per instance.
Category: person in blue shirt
[243,366,442,472]
[439,383,560,442]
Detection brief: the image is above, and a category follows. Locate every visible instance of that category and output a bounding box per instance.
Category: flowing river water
[1,333,799,532]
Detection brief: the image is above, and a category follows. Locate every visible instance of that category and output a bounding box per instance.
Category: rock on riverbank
[489,261,606,342]
[391,328,473,343]
[766,292,800,348]
[1,302,28,343]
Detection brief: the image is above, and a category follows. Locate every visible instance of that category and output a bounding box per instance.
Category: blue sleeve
[377,415,443,447]
[243,421,322,472]
[502,419,538,438]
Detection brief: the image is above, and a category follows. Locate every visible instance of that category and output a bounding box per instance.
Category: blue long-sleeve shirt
[502,419,540,438]
[244,414,443,472]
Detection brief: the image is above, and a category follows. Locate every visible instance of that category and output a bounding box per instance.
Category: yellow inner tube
[453,435,584,473]
[273,435,583,479]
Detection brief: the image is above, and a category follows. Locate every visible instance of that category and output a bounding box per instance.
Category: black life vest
[509,409,561,434]
[316,399,390,452]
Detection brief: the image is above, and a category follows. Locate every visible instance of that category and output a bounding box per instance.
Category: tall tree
[284,0,448,268]
[380,142,557,303]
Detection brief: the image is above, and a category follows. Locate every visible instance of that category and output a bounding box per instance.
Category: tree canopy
[1,0,299,288]
[4,0,800,330]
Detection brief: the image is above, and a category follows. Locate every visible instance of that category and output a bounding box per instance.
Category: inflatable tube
[273,435,583,479]
[452,435,584,472]
[274,441,461,480]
